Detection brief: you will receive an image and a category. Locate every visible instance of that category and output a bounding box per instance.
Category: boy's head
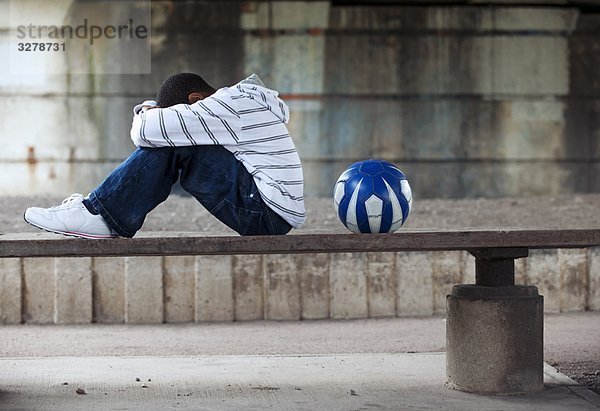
[156,73,215,107]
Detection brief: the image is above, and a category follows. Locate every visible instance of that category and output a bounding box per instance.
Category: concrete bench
[2,228,600,395]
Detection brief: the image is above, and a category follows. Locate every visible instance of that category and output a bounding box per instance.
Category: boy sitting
[24,73,306,238]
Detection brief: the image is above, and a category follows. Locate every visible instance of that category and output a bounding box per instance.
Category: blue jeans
[88,146,293,237]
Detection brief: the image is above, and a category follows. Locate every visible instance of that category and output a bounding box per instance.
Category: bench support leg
[446,248,544,394]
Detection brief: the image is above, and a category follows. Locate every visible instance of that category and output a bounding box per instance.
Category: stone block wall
[0,2,599,198]
[1,248,598,324]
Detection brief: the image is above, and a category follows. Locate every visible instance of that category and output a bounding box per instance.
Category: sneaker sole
[23,213,118,240]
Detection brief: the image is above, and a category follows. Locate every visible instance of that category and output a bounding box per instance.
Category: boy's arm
[130,95,241,148]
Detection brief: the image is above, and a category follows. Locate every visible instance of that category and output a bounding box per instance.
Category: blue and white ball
[333,160,412,234]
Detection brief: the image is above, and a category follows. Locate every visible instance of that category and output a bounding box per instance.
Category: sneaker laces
[51,193,84,210]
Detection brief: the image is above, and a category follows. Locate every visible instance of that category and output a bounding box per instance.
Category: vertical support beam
[590,247,600,310]
[367,252,396,317]
[396,252,434,317]
[265,255,301,321]
[299,254,330,320]
[22,258,55,324]
[0,258,22,324]
[233,255,264,321]
[330,252,367,319]
[195,256,234,322]
[54,257,92,324]
[125,256,163,324]
[558,249,588,312]
[469,248,529,286]
[92,257,126,323]
[447,247,543,394]
[432,251,463,314]
[164,256,195,323]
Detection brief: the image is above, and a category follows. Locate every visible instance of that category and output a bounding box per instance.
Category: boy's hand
[133,100,159,115]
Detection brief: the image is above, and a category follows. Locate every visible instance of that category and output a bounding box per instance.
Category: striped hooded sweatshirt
[130,74,306,228]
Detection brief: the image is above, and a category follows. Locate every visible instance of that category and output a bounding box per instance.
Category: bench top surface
[1,228,600,258]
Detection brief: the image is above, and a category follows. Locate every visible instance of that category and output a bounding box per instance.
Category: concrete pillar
[265,255,301,321]
[125,256,163,324]
[22,258,55,324]
[195,256,234,322]
[446,285,544,394]
[164,256,195,323]
[0,258,22,324]
[330,252,368,319]
[54,257,92,324]
[396,252,434,317]
[233,255,264,321]
[589,247,600,310]
[432,251,463,314]
[558,249,588,312]
[92,257,126,323]
[367,252,396,317]
[526,250,560,312]
[299,254,330,320]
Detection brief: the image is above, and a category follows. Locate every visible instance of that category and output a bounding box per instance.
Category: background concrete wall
[1,248,599,324]
[0,1,599,198]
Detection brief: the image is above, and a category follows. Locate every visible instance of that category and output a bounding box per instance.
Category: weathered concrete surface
[0,355,597,411]
[299,253,330,320]
[54,258,92,324]
[0,313,598,393]
[367,252,396,317]
[446,285,544,394]
[21,258,54,324]
[92,257,126,323]
[1,3,599,199]
[4,195,600,327]
[163,256,195,323]
[396,252,434,316]
[330,252,368,319]
[0,258,21,324]
[125,257,163,324]
[590,248,600,311]
[195,255,234,322]
[233,255,264,321]
[0,313,599,408]
[265,255,302,321]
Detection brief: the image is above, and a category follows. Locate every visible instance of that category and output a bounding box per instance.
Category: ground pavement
[0,314,598,410]
[2,194,600,405]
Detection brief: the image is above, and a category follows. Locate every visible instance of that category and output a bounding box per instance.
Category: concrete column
[526,250,560,312]
[367,252,396,317]
[299,254,330,320]
[558,249,588,311]
[125,256,163,324]
[431,251,463,314]
[92,257,125,323]
[446,285,544,394]
[195,256,234,322]
[460,251,475,284]
[590,247,600,310]
[164,256,195,323]
[233,255,264,321]
[22,258,55,324]
[54,257,92,324]
[330,252,368,319]
[396,252,434,317]
[265,255,301,320]
[0,258,22,324]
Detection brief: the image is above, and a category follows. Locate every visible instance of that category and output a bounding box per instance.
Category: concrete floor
[0,355,598,410]
[0,314,599,410]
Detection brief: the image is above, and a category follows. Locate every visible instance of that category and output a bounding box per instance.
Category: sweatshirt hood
[234,74,290,123]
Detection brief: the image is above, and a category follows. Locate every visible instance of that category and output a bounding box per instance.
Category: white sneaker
[24,193,118,239]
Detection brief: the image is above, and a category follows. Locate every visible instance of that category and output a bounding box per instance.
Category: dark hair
[156,73,214,107]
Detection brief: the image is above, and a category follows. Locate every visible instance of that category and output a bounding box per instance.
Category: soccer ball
[333,160,412,234]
